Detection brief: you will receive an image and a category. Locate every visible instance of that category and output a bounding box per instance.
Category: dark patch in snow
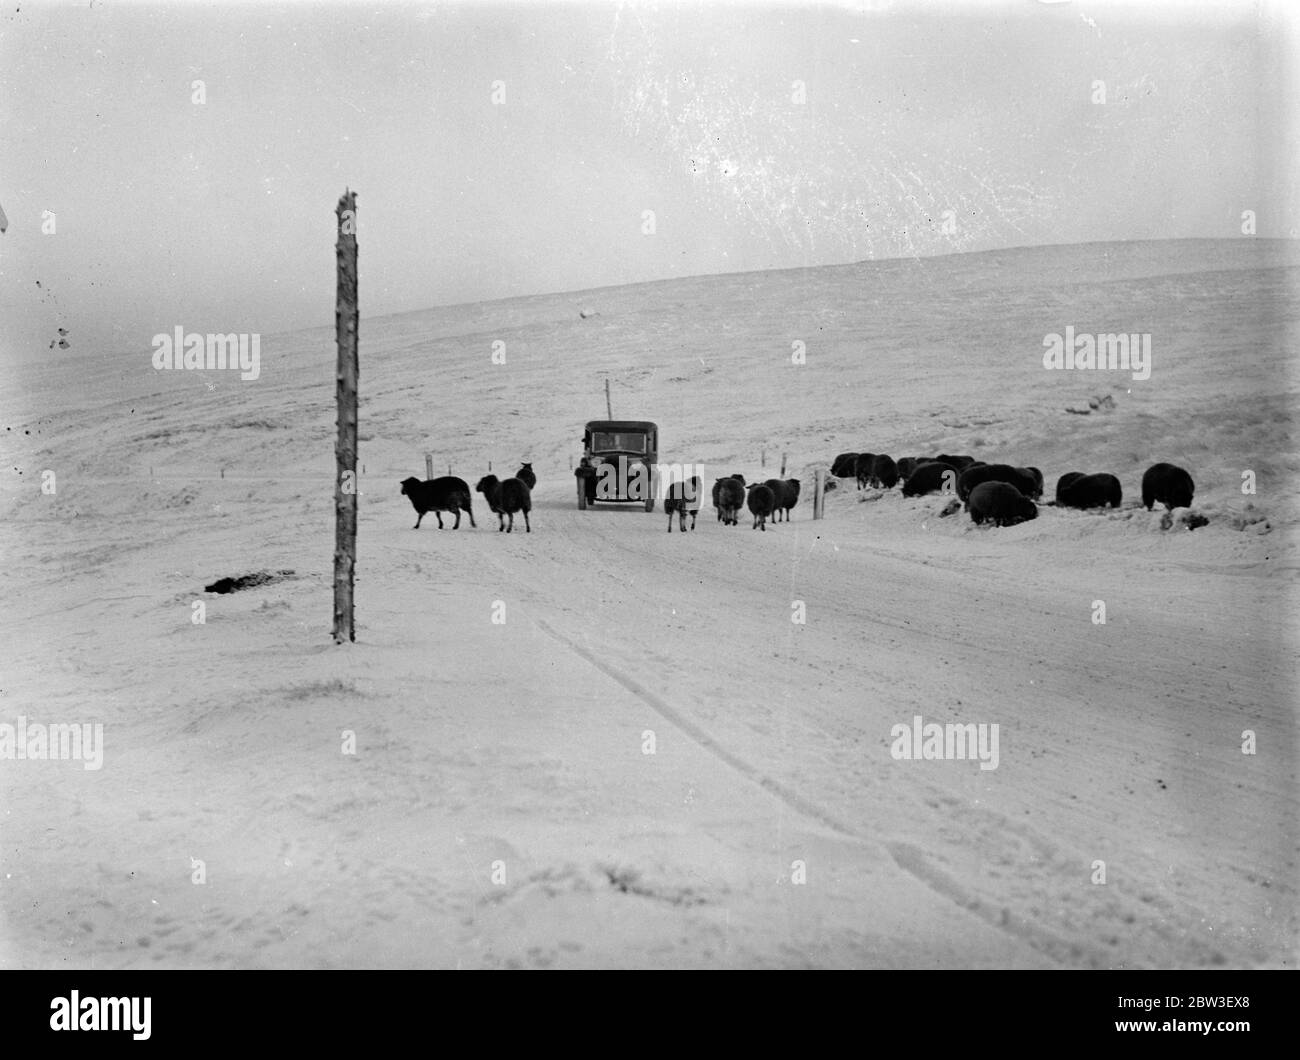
[204,569,295,594]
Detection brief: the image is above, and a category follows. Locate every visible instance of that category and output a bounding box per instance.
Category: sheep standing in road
[399,476,476,530]
[516,462,537,489]
[713,475,746,525]
[665,475,702,532]
[763,478,790,521]
[779,478,801,520]
[475,474,532,533]
[746,482,776,530]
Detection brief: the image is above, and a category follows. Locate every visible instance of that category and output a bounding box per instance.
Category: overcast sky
[1,0,1296,361]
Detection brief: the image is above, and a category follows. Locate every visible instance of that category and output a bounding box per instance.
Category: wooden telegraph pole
[333,190,359,644]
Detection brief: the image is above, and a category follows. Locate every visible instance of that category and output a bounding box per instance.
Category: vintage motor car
[575,420,658,512]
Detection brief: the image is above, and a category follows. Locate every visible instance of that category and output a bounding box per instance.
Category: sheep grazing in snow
[399,476,476,530]
[901,460,959,498]
[712,475,746,525]
[1055,471,1086,504]
[830,453,859,480]
[746,482,776,530]
[1142,462,1195,511]
[853,452,878,490]
[664,475,702,532]
[475,474,532,533]
[870,454,899,490]
[1057,472,1122,510]
[516,462,536,489]
[956,463,1040,507]
[1022,466,1045,499]
[968,481,1038,527]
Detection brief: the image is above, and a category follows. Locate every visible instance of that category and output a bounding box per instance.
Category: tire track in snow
[534,615,865,841]
[533,614,1083,966]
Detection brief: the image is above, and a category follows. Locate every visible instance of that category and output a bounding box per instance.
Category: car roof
[584,420,657,432]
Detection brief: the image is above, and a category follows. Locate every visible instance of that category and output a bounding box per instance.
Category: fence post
[425,453,433,480]
[813,468,824,520]
[333,189,359,645]
[780,452,787,477]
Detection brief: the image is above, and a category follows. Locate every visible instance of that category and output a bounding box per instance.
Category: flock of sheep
[664,474,800,532]
[400,462,536,533]
[830,450,1196,527]
[398,452,1196,535]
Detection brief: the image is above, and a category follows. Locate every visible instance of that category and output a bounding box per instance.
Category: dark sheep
[853,452,878,490]
[1142,462,1195,510]
[1057,472,1122,510]
[764,478,790,521]
[779,478,801,520]
[475,474,532,533]
[956,463,1040,506]
[713,476,746,525]
[830,453,859,479]
[400,476,476,530]
[515,462,536,489]
[1055,471,1086,504]
[968,481,1039,527]
[746,482,776,530]
[764,478,801,521]
[870,454,899,490]
[900,460,959,498]
[665,475,702,532]
[1023,467,1044,499]
[896,457,920,483]
[934,454,977,471]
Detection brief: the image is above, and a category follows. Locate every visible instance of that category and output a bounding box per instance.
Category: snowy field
[1,237,1297,968]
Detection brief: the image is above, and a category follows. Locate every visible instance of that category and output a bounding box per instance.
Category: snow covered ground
[1,237,1296,968]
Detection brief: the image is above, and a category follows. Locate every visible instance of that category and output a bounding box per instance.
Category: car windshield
[591,431,647,453]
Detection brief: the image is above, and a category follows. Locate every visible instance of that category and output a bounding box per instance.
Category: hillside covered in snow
[1,237,1296,968]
